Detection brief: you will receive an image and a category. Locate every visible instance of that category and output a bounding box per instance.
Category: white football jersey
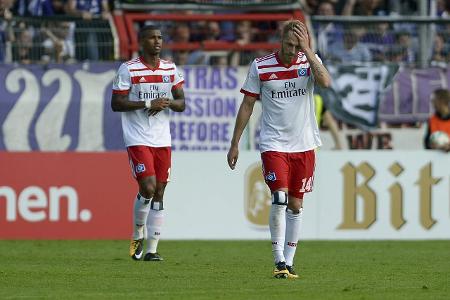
[241,52,322,153]
[112,57,184,147]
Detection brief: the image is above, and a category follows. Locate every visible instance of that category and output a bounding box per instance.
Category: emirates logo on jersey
[271,88,307,99]
[270,81,308,99]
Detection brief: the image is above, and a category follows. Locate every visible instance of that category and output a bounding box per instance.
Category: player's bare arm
[227,95,257,170]
[148,88,185,116]
[147,97,171,116]
[111,93,147,112]
[169,87,186,112]
[294,22,331,88]
[111,93,169,114]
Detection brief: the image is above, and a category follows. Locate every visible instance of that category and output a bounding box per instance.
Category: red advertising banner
[0,152,136,239]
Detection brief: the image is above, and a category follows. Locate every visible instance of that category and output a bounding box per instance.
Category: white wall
[163,151,450,240]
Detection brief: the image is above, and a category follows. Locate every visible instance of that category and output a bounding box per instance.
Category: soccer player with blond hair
[227,20,331,278]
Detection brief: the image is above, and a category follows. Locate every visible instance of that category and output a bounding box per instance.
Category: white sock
[269,191,287,264]
[132,194,151,240]
[284,208,303,266]
[146,201,164,254]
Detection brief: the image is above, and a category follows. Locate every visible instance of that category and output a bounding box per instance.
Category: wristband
[145,99,151,109]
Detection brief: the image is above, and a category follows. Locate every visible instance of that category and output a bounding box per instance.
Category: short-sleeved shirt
[329,41,372,62]
[112,56,184,147]
[241,52,322,153]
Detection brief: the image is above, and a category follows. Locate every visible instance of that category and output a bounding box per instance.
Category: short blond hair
[281,20,303,38]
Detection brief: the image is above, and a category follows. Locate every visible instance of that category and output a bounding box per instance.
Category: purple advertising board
[0,63,244,151]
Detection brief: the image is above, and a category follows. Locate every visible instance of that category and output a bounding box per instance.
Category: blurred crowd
[310,0,450,66]
[0,0,449,65]
[0,0,112,63]
[148,0,450,66]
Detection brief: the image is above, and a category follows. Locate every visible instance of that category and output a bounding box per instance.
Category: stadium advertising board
[0,64,245,152]
[169,66,246,151]
[0,152,135,239]
[0,64,442,152]
[1,151,448,240]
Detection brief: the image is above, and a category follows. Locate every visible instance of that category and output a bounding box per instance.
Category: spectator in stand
[11,0,30,16]
[67,0,110,23]
[186,21,227,65]
[314,1,344,60]
[0,0,6,13]
[189,20,206,42]
[342,0,389,16]
[219,19,235,42]
[170,22,190,44]
[27,0,54,16]
[394,31,416,64]
[0,20,8,63]
[41,21,75,63]
[10,0,59,63]
[229,20,255,66]
[424,88,450,152]
[168,22,206,65]
[267,20,284,43]
[13,22,33,64]
[164,22,191,62]
[167,23,212,65]
[66,0,111,61]
[235,20,253,44]
[386,45,405,63]
[51,0,66,14]
[361,22,395,62]
[328,25,372,63]
[12,0,55,16]
[0,0,15,63]
[172,50,190,66]
[436,0,450,63]
[299,0,323,14]
[437,0,450,17]
[204,21,222,41]
[430,34,449,65]
[389,0,417,15]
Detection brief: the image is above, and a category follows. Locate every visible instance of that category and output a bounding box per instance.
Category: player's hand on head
[227,146,239,170]
[293,22,309,51]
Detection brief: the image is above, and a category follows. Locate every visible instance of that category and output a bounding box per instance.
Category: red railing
[113,10,304,59]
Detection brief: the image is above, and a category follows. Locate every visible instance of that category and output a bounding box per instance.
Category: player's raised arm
[227,94,257,170]
[293,22,331,88]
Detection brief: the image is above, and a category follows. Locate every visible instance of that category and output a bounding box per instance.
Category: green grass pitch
[0,240,449,299]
